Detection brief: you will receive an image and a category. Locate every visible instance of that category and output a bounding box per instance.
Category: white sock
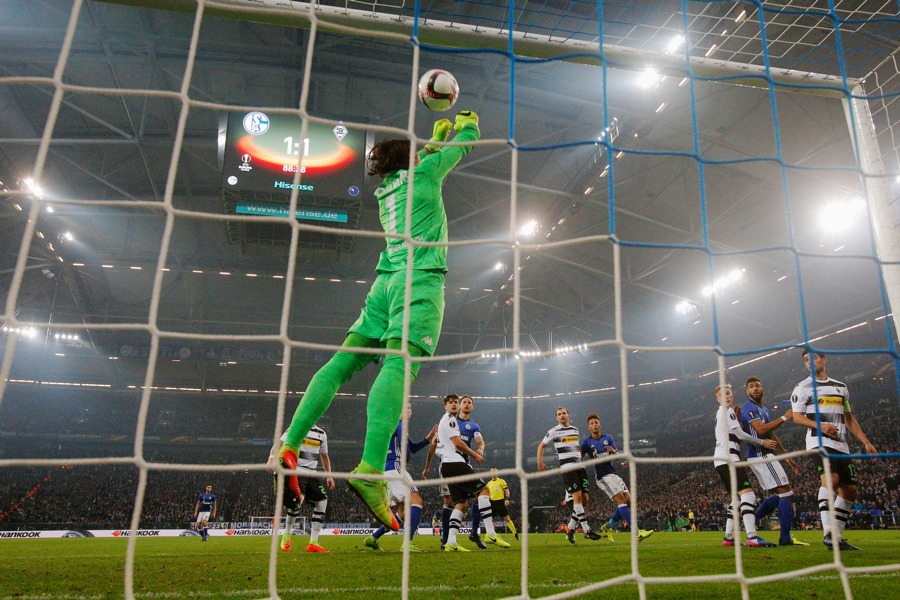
[284,514,296,538]
[741,491,757,537]
[833,496,851,539]
[448,508,463,546]
[477,495,497,536]
[818,487,832,537]
[574,503,592,532]
[310,499,327,543]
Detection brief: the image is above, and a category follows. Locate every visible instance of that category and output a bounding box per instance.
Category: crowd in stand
[0,381,896,532]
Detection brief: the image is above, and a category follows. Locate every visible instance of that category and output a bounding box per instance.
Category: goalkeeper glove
[453,110,479,131]
[424,118,452,153]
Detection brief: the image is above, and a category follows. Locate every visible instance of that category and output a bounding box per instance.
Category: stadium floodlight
[702,268,745,297]
[818,198,866,229]
[519,220,538,237]
[22,177,43,197]
[665,34,685,54]
[637,67,662,88]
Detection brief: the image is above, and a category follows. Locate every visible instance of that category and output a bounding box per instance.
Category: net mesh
[0,1,898,598]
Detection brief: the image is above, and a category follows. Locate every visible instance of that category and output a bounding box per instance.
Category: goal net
[0,1,897,599]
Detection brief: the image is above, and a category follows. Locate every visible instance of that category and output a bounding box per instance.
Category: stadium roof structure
[0,0,898,402]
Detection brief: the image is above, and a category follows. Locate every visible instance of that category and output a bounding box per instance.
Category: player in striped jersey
[714,384,777,547]
[739,376,806,546]
[791,350,877,551]
[537,407,602,543]
[267,424,334,553]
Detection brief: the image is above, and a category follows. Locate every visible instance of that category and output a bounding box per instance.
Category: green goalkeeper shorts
[348,269,445,356]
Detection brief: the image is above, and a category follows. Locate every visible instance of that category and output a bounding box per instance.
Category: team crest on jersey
[449,420,457,429]
[465,424,471,430]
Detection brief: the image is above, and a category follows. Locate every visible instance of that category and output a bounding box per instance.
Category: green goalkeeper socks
[360,352,420,470]
[282,339,374,449]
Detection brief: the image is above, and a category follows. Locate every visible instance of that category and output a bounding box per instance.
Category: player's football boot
[637,529,654,543]
[746,535,776,547]
[278,449,304,504]
[468,532,488,549]
[405,543,426,553]
[825,535,860,551]
[564,527,576,545]
[600,523,615,543]
[779,536,809,546]
[280,537,292,552]
[444,543,470,552]
[347,464,400,531]
[486,535,511,548]
[584,529,603,541]
[306,543,328,553]
[363,535,384,551]
[514,532,519,540]
[722,536,735,547]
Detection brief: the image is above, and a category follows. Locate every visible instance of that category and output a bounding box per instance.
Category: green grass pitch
[1,531,898,599]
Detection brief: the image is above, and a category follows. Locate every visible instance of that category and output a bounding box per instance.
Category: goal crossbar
[100,0,859,97]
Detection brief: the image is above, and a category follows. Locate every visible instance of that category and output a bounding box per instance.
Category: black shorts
[561,466,591,495]
[490,499,509,518]
[440,462,486,505]
[813,451,859,487]
[274,475,328,515]
[715,463,753,493]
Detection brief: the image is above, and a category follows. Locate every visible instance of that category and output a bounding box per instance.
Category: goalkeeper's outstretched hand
[432,118,452,142]
[425,118,452,153]
[454,110,479,131]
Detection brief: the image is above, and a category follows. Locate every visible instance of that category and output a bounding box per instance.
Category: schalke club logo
[242,111,270,135]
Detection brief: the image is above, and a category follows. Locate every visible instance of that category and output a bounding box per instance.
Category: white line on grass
[3,571,897,600]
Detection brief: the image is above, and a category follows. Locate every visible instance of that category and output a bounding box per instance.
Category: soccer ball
[417,69,459,112]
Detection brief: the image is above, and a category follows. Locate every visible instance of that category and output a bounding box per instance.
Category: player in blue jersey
[365,405,436,552]
[580,414,654,543]
[455,396,491,548]
[739,376,807,546]
[193,484,217,542]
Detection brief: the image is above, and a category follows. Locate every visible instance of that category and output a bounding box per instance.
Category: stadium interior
[1,0,898,539]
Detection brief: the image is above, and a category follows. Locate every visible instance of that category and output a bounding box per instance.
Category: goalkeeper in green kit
[278,111,480,530]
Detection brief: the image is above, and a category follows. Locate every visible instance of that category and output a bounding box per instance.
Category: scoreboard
[221,111,368,199]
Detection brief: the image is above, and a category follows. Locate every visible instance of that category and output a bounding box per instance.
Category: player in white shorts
[580,413,653,543]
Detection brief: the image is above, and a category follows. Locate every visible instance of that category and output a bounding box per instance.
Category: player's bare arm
[792,411,839,438]
[421,436,438,479]
[452,436,483,464]
[536,442,547,471]
[321,452,336,490]
[266,437,283,474]
[770,433,800,473]
[845,413,877,456]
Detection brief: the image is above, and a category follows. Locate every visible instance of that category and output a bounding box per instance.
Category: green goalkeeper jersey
[373,123,480,274]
